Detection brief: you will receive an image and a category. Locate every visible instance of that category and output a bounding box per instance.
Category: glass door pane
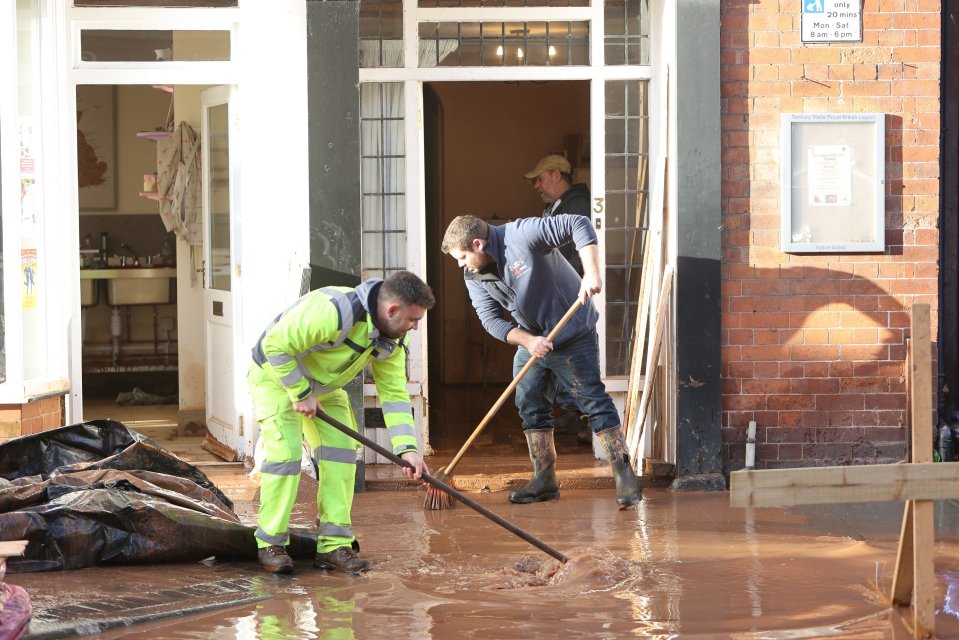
[207,102,231,291]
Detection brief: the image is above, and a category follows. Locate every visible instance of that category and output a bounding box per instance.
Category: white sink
[80,279,99,307]
[81,268,176,306]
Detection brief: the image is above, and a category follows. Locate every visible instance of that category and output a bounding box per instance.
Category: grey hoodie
[464,214,600,349]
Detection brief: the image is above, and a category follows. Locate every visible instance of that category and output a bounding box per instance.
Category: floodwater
[14,489,959,639]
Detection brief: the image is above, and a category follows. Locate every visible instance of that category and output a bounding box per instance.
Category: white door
[201,85,241,456]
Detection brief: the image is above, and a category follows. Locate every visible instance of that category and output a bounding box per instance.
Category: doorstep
[363,450,617,492]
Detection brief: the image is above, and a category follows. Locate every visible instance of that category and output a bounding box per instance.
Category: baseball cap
[523,154,571,180]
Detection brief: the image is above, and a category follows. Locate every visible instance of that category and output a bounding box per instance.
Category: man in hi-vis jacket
[248,270,434,574]
[441,214,642,509]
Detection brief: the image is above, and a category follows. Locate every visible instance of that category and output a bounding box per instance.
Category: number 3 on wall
[593,197,604,229]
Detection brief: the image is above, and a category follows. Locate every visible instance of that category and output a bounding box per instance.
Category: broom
[314,408,569,564]
[424,298,584,510]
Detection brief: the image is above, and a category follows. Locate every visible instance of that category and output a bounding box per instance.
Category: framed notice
[780,113,885,253]
[76,85,117,211]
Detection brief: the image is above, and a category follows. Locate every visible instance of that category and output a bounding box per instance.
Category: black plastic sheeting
[0,420,314,573]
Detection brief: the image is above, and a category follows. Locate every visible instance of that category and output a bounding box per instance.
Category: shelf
[137,131,171,142]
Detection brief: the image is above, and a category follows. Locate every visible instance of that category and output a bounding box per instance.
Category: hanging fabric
[156,122,203,246]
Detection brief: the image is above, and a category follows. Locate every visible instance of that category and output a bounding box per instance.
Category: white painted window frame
[60,5,239,421]
[359,0,669,398]
[0,0,75,405]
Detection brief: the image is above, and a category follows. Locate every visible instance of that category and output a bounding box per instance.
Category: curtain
[358,40,458,275]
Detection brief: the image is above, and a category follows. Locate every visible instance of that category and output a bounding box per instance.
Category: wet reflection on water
[15,490,959,639]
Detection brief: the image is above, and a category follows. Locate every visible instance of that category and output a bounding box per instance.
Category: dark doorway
[423,80,589,452]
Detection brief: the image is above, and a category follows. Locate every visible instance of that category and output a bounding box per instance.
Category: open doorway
[77,84,182,443]
[424,80,590,455]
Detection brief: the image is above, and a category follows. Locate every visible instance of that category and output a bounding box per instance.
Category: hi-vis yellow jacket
[251,279,417,456]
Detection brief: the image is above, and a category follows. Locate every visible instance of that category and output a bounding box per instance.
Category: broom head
[424,467,456,510]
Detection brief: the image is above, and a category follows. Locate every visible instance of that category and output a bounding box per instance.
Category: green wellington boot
[509,428,560,504]
[597,426,642,508]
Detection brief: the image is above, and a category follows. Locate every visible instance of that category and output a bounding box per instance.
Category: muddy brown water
[12,489,959,639]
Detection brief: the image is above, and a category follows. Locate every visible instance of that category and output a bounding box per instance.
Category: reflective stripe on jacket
[251,279,417,455]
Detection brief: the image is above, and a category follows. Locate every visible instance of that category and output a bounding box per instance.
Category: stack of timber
[621,66,676,476]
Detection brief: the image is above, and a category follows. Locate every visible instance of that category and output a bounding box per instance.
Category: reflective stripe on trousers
[249,366,360,553]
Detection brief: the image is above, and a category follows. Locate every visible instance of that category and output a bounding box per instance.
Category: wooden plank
[912,499,935,637]
[623,228,654,437]
[891,500,914,606]
[910,305,932,464]
[729,461,959,508]
[628,265,674,458]
[0,540,28,557]
[202,434,241,462]
[908,304,935,638]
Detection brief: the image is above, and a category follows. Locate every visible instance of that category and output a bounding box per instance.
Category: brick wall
[0,396,65,441]
[720,0,941,470]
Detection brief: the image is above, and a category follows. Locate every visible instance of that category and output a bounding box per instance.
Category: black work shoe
[258,545,294,574]
[314,546,371,574]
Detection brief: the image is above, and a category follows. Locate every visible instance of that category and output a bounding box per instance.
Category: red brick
[789,378,841,394]
[767,395,816,411]
[754,362,780,378]
[726,394,767,411]
[817,394,865,411]
[743,379,789,394]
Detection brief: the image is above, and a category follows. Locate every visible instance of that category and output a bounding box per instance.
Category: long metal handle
[444,298,584,475]
[314,409,569,564]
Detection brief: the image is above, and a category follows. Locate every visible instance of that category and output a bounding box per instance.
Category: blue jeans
[513,330,620,433]
[553,383,580,414]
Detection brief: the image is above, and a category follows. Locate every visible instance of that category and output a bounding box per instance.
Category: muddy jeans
[513,330,620,433]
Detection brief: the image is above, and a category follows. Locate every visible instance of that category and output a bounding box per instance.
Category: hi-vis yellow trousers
[248,364,360,554]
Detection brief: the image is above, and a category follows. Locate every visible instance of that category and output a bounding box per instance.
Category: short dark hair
[559,171,573,184]
[381,270,435,309]
[441,215,490,253]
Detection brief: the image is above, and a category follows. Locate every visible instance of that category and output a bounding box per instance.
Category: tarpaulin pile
[0,420,314,573]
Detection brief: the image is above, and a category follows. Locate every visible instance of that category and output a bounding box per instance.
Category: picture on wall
[76,85,117,211]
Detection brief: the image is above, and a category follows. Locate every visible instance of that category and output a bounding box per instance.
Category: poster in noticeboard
[780,113,885,254]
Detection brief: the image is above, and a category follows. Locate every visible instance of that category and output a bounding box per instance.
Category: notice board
[780,113,885,253]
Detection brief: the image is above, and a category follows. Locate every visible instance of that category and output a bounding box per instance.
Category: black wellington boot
[597,426,642,508]
[509,428,560,504]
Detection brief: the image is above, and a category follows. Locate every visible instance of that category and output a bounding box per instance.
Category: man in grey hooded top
[441,214,642,508]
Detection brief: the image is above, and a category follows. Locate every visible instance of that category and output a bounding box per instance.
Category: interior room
[424,79,590,452]
[77,83,180,436]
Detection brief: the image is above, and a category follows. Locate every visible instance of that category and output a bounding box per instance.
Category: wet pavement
[9,483,959,639]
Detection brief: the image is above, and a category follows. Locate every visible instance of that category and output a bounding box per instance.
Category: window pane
[418,21,588,67]
[418,0,586,6]
[207,102,231,292]
[18,0,45,381]
[360,83,407,277]
[604,0,649,66]
[74,1,236,6]
[360,0,403,68]
[80,30,230,62]
[604,80,649,376]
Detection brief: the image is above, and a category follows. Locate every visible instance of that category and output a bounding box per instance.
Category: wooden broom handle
[443,298,584,475]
